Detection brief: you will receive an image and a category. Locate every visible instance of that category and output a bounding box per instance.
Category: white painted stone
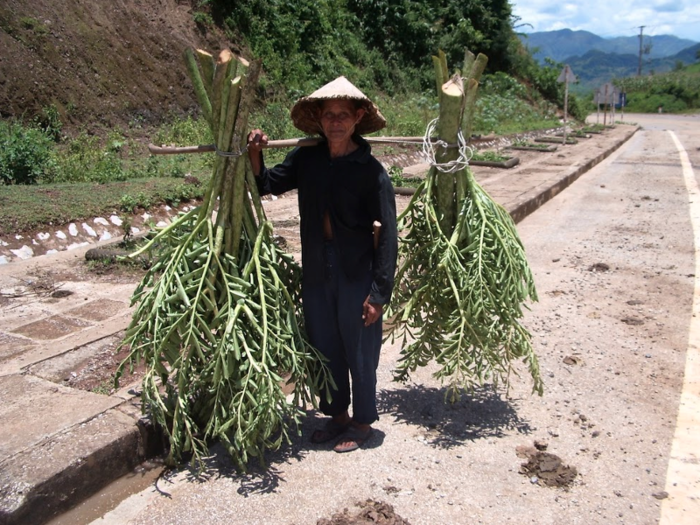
[156,221,168,228]
[131,227,140,234]
[82,223,97,237]
[94,217,110,226]
[46,249,58,255]
[68,223,79,236]
[0,256,8,265]
[32,239,38,245]
[110,215,123,226]
[66,242,90,251]
[142,213,151,221]
[164,205,172,211]
[10,245,34,259]
[37,232,51,241]
[15,234,23,240]
[55,231,67,240]
[0,239,7,247]
[99,231,113,241]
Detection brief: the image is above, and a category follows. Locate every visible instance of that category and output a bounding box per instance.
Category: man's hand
[362,295,382,327]
[247,129,268,176]
[247,129,268,152]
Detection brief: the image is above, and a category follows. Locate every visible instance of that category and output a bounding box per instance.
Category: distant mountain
[564,50,638,92]
[520,29,697,63]
[674,43,700,63]
[519,29,699,94]
[563,43,700,93]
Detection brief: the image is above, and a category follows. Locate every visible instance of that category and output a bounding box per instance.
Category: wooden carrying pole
[148,136,458,155]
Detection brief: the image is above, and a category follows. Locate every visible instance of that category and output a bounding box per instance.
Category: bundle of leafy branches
[116,49,331,470]
[387,50,542,399]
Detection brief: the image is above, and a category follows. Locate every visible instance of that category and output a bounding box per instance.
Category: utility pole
[637,25,645,76]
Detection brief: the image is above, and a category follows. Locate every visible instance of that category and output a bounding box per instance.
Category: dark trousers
[302,241,382,425]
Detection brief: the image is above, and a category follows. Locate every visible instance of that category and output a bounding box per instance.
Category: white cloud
[512,0,700,40]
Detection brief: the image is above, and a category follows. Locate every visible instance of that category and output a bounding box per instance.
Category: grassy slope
[0,177,207,236]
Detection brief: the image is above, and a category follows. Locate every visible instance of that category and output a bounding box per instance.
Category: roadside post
[557,65,576,144]
[594,82,618,127]
[619,90,627,121]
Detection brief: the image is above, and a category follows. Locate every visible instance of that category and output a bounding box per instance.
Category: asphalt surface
[0,122,639,525]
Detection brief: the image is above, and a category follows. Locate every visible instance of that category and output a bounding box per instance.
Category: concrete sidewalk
[0,123,638,525]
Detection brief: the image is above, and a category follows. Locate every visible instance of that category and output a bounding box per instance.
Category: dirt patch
[517,444,578,488]
[0,267,68,298]
[317,500,411,525]
[0,332,36,360]
[82,257,149,284]
[0,0,231,132]
[62,333,143,394]
[12,314,93,340]
[588,262,610,272]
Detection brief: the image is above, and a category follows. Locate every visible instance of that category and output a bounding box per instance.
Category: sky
[510,0,700,42]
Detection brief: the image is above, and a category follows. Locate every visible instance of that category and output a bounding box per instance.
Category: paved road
[517,112,700,525]
[78,113,699,525]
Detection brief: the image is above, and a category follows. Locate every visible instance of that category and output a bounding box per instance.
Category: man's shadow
[163,384,529,496]
[377,383,532,449]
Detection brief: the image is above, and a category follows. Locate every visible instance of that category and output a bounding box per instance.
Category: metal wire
[420,118,473,173]
[215,145,247,157]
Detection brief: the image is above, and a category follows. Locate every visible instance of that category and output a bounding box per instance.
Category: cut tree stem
[434,76,464,236]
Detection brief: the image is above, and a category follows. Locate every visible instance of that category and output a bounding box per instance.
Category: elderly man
[247,77,398,453]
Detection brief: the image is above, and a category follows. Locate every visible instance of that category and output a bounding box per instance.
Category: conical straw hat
[290,76,386,135]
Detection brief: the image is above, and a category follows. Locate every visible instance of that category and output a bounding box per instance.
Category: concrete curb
[509,127,637,223]
[0,400,164,525]
[2,408,130,524]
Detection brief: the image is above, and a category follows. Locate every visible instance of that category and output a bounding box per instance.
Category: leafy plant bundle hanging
[386,50,543,398]
[115,49,330,470]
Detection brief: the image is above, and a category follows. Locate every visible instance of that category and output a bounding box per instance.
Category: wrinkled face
[319,99,365,144]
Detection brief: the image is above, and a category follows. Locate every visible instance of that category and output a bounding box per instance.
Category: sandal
[333,426,372,453]
[310,419,349,444]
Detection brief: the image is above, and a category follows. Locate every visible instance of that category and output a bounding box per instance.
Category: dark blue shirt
[256,136,398,305]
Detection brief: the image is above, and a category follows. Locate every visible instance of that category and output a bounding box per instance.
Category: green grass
[0,176,208,235]
[386,166,422,188]
[90,379,116,396]
[471,150,510,162]
[510,140,554,150]
[474,94,560,135]
[615,66,700,113]
[582,123,606,133]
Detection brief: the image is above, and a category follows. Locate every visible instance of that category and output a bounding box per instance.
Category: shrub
[0,120,55,185]
[193,11,214,29]
[153,115,212,147]
[47,132,127,183]
[35,104,63,142]
[626,93,688,113]
[120,194,138,213]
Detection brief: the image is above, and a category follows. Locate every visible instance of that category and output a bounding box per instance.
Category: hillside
[564,44,700,93]
[0,0,231,133]
[564,50,639,93]
[521,29,697,63]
